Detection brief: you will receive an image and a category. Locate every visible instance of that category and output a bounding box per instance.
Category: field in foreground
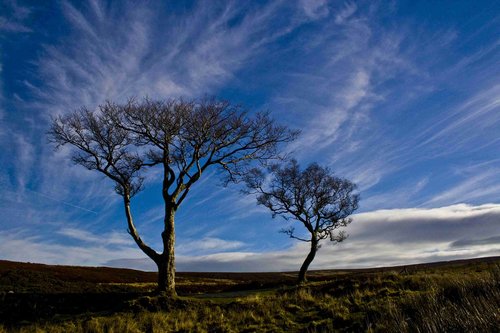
[0,257,499,332]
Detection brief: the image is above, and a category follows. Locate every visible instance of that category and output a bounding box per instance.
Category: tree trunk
[156,260,168,293]
[123,194,172,293]
[157,209,176,296]
[298,237,318,284]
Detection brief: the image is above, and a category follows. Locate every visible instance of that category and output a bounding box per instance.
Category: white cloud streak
[0,1,32,33]
[271,4,425,191]
[57,227,130,246]
[177,237,246,255]
[0,230,143,266]
[299,0,330,20]
[185,203,500,271]
[425,169,500,207]
[418,85,500,151]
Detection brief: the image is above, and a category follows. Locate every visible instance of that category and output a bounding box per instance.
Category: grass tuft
[1,259,499,332]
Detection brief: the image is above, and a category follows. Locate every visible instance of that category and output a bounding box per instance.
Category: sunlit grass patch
[1,259,499,332]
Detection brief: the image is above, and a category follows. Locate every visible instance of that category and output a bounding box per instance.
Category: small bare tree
[245,160,359,283]
[48,98,297,295]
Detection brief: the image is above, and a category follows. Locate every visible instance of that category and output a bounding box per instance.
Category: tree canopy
[245,159,359,283]
[49,98,297,294]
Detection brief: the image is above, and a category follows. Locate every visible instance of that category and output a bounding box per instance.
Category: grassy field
[0,257,499,332]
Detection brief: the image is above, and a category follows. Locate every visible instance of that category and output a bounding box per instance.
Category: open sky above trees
[0,0,499,271]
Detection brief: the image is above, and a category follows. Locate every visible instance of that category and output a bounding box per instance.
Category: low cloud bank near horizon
[105,203,500,272]
[4,203,496,272]
[0,204,500,272]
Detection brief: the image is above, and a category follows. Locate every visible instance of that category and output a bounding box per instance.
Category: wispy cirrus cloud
[57,227,131,246]
[271,5,418,191]
[29,0,312,116]
[417,85,500,152]
[334,1,357,24]
[271,3,499,200]
[362,177,430,210]
[299,0,330,20]
[425,169,500,207]
[0,1,32,33]
[0,62,4,124]
[0,17,31,33]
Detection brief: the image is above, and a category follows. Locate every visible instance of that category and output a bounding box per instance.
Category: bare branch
[280,227,311,242]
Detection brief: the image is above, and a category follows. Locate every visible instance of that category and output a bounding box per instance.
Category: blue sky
[0,0,499,271]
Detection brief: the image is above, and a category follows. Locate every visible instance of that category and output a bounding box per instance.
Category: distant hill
[1,256,498,330]
[1,256,499,293]
[0,259,156,284]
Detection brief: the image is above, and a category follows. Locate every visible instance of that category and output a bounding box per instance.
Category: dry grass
[1,259,499,332]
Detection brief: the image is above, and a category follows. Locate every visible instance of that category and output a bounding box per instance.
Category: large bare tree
[48,98,297,295]
[245,160,359,283]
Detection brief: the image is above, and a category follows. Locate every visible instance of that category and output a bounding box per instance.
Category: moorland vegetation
[0,257,498,332]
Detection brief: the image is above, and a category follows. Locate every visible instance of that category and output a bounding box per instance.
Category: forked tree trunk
[298,237,318,284]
